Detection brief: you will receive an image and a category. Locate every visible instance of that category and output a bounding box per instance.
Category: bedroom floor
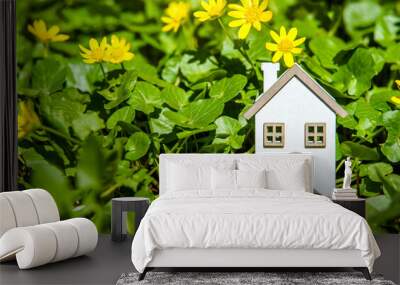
[0,235,134,285]
[0,235,398,285]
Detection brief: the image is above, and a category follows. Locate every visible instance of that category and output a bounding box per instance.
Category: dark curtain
[0,0,17,192]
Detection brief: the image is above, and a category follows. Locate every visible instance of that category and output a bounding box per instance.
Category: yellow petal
[259,0,269,10]
[240,0,250,7]
[395,80,400,89]
[194,11,210,21]
[293,37,306,46]
[283,52,294,67]
[162,24,173,32]
[228,19,246,27]
[89,38,99,50]
[228,4,245,10]
[265,42,277,51]
[52,34,69,42]
[279,26,286,37]
[48,25,60,36]
[161,16,173,23]
[28,25,36,36]
[35,20,47,34]
[123,52,135,61]
[292,47,302,54]
[238,23,251,39]
[260,11,272,22]
[201,0,210,10]
[272,51,283,62]
[391,96,400,105]
[111,35,119,46]
[287,27,298,41]
[253,21,261,31]
[270,30,280,43]
[228,11,245,18]
[79,44,90,53]
[100,37,108,49]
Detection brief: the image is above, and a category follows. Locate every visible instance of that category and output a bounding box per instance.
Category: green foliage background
[17,0,400,233]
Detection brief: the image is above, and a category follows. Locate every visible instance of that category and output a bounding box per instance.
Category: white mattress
[131,190,380,273]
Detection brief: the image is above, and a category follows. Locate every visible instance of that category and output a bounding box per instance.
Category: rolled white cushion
[0,218,98,269]
[0,191,39,227]
[24,189,60,224]
[0,196,17,237]
[42,221,79,262]
[65,218,98,257]
[0,226,57,269]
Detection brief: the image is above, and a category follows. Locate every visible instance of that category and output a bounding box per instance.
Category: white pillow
[237,159,309,192]
[211,168,236,190]
[167,163,211,191]
[236,169,267,189]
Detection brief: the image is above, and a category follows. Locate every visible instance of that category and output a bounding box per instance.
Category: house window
[263,123,285,148]
[305,123,326,148]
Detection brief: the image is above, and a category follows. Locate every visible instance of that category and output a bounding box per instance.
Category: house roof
[243,63,348,119]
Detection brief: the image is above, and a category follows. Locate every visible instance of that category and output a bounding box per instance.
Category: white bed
[131,154,380,280]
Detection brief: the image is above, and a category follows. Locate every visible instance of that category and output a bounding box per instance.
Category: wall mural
[16,0,400,233]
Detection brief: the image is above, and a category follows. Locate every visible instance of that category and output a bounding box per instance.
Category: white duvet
[131,190,380,273]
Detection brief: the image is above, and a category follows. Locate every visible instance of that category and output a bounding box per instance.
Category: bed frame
[138,154,372,281]
[139,248,371,280]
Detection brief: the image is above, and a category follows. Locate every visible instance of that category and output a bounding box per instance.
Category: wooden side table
[332,198,366,218]
[111,197,150,242]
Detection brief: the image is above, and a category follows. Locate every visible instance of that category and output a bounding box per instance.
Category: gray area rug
[117,272,395,285]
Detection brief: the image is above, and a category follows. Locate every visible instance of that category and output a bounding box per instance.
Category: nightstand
[332,198,365,218]
[111,197,150,242]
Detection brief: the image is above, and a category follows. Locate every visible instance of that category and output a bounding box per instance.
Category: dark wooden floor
[1,234,398,285]
[0,235,134,285]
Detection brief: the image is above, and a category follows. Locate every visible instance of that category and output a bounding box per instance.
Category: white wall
[255,77,336,196]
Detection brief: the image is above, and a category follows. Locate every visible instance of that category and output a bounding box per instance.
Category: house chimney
[261,62,280,92]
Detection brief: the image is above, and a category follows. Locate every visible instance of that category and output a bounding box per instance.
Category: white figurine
[342,157,352,190]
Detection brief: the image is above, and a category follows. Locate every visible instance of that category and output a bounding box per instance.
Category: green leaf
[72,112,105,140]
[180,53,219,83]
[374,15,400,47]
[382,110,400,144]
[66,60,102,93]
[309,36,345,69]
[149,110,175,135]
[385,44,400,63]
[381,142,400,163]
[33,59,66,95]
[210,75,248,103]
[333,48,383,96]
[106,106,135,129]
[125,132,151,160]
[77,135,119,192]
[39,88,88,135]
[360,162,393,182]
[128,81,162,114]
[343,1,382,36]
[164,99,224,129]
[101,70,138,109]
[21,148,73,218]
[161,84,190,110]
[340,141,379,161]
[213,116,247,149]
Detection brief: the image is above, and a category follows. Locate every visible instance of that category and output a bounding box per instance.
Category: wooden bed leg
[138,268,148,281]
[354,267,371,280]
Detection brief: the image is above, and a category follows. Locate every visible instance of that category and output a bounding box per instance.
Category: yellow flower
[228,0,272,39]
[18,100,40,139]
[161,2,190,32]
[390,80,400,105]
[79,37,109,64]
[194,0,226,22]
[105,35,135,64]
[265,26,306,68]
[28,20,69,44]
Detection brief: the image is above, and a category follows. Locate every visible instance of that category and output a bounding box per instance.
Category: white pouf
[0,189,98,269]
